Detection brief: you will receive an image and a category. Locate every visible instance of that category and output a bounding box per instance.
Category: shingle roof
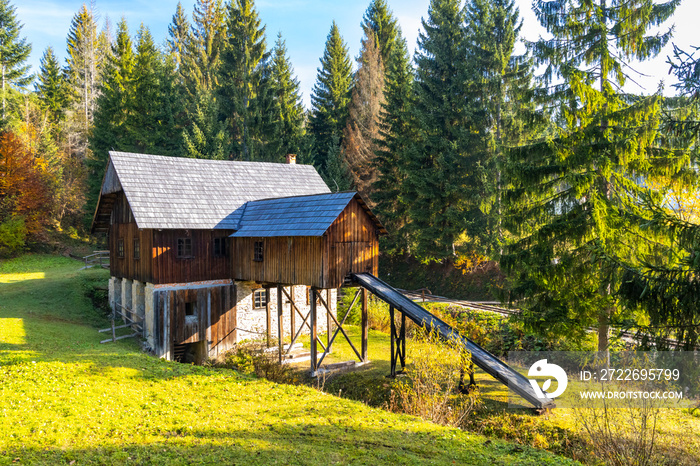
[101,151,331,230]
[231,192,359,237]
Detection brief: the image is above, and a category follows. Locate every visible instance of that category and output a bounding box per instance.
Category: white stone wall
[234,282,337,345]
[144,283,156,350]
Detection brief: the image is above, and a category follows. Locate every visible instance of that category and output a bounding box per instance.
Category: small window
[253,241,264,262]
[306,286,311,306]
[214,237,226,257]
[117,239,125,258]
[133,239,140,260]
[185,301,196,316]
[254,289,267,309]
[177,238,193,258]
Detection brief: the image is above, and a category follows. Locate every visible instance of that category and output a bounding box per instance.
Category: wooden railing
[82,250,110,269]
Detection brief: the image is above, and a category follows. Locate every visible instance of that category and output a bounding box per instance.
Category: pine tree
[323,133,352,192]
[502,0,680,352]
[267,33,305,161]
[181,89,227,159]
[66,4,100,136]
[217,0,269,160]
[343,28,384,203]
[373,36,414,254]
[404,0,487,261]
[87,19,135,222]
[310,21,352,170]
[167,2,191,71]
[0,0,31,122]
[34,47,68,126]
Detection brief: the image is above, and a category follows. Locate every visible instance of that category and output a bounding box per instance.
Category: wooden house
[91,151,385,362]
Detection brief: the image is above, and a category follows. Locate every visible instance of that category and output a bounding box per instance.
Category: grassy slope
[0,255,580,465]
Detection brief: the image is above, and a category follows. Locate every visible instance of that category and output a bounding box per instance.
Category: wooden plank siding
[231,198,379,289]
[231,236,325,288]
[109,192,153,282]
[323,197,379,288]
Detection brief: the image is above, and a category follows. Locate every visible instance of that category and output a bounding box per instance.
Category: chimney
[286,154,297,164]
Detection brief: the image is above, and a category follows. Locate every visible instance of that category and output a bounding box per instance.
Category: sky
[15,0,700,108]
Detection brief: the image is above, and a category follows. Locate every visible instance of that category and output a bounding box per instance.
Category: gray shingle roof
[106,151,331,230]
[231,192,358,237]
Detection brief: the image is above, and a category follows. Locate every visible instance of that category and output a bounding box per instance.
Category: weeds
[221,341,292,384]
[390,327,480,427]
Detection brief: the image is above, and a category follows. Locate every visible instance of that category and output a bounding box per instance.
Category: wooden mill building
[91,151,385,362]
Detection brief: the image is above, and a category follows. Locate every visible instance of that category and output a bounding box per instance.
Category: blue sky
[15,0,700,108]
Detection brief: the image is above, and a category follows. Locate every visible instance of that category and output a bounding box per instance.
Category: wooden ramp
[351,273,554,410]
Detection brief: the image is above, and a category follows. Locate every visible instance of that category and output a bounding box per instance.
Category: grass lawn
[298,301,700,465]
[0,254,580,465]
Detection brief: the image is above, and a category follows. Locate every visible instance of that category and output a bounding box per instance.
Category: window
[253,289,267,309]
[214,237,226,257]
[306,286,311,306]
[177,238,193,258]
[133,239,140,260]
[253,241,264,262]
[117,239,125,258]
[185,301,196,316]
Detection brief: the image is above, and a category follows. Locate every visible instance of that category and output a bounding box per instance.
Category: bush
[390,327,480,427]
[221,341,293,384]
[0,216,27,256]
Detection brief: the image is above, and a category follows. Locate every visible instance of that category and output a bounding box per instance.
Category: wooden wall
[323,197,379,288]
[231,198,379,289]
[151,229,233,284]
[231,236,324,288]
[109,193,153,282]
[153,284,237,359]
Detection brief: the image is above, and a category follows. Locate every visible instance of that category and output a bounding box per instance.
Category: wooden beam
[265,287,272,347]
[277,286,284,364]
[361,287,368,362]
[326,290,332,351]
[289,287,295,345]
[390,305,396,377]
[310,288,318,373]
[316,288,362,368]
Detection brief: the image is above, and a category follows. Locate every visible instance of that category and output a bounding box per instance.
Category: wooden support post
[289,287,295,343]
[310,288,318,373]
[361,288,368,362]
[277,286,284,364]
[265,287,272,347]
[390,305,396,377]
[326,290,332,352]
[400,312,406,371]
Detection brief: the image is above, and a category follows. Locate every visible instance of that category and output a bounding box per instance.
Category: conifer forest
[2,0,699,352]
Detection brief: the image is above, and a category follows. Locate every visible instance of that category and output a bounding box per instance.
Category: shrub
[0,216,27,256]
[390,327,480,427]
[221,341,292,384]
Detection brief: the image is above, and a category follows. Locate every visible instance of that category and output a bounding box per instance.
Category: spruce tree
[323,133,352,192]
[502,0,680,352]
[267,33,305,161]
[217,0,269,160]
[310,21,352,170]
[361,0,400,69]
[0,0,31,122]
[181,0,225,95]
[373,36,414,254]
[66,4,100,136]
[343,28,384,203]
[465,0,540,254]
[87,19,135,221]
[34,47,68,126]
[404,0,487,261]
[167,2,191,71]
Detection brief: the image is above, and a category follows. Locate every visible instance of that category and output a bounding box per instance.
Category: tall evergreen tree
[361,0,400,69]
[502,0,680,352]
[373,35,414,254]
[87,19,135,220]
[465,0,540,254]
[34,47,68,126]
[217,0,269,160]
[267,33,305,161]
[181,0,225,95]
[404,0,487,261]
[343,28,384,203]
[310,21,352,170]
[66,4,100,135]
[167,2,191,71]
[0,0,31,122]
[181,89,227,159]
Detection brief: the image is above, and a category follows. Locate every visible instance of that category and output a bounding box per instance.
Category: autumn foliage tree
[0,131,52,254]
